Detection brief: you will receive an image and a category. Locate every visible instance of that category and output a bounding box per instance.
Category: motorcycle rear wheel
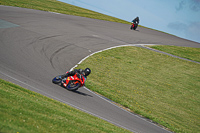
[66,80,81,91]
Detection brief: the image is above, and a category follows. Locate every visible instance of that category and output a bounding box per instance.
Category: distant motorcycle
[52,73,86,91]
[130,21,138,30]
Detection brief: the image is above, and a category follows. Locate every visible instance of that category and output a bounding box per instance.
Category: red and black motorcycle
[52,73,86,91]
[130,21,138,30]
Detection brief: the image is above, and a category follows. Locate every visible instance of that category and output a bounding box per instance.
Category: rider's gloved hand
[61,74,67,79]
[61,71,76,79]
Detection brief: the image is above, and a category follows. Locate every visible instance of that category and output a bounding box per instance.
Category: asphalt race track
[0,6,200,133]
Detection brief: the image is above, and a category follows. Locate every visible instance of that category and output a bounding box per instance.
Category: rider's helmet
[84,68,91,76]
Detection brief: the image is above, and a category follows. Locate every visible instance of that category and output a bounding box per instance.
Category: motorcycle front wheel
[52,75,62,84]
[130,25,134,30]
[133,24,138,30]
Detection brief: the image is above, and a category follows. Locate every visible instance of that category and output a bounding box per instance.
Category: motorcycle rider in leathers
[61,68,91,82]
[132,16,139,24]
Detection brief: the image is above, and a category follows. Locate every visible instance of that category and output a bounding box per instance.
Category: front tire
[52,75,62,84]
[130,25,133,30]
[133,24,138,30]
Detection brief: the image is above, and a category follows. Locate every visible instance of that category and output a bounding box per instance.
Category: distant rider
[132,16,139,24]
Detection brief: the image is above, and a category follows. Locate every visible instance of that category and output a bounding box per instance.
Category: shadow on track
[71,89,93,97]
[59,85,93,97]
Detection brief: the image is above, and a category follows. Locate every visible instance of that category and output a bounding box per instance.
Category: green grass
[76,46,200,133]
[0,79,131,133]
[148,45,200,62]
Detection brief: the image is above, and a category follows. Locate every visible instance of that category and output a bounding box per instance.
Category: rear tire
[66,80,81,91]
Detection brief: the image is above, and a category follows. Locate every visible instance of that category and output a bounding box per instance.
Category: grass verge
[148,45,200,62]
[0,79,131,133]
[76,46,200,133]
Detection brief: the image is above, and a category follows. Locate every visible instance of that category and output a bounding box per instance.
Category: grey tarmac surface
[0,6,199,133]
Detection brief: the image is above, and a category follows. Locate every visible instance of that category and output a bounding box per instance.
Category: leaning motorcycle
[130,21,138,30]
[52,73,86,91]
